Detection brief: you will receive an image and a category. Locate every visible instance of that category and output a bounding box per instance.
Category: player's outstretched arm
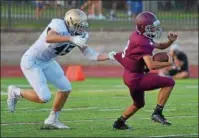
[46,29,87,46]
[78,46,116,61]
[143,55,173,70]
[154,32,178,50]
[96,52,116,61]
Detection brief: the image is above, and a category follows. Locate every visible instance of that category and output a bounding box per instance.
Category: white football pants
[20,55,71,102]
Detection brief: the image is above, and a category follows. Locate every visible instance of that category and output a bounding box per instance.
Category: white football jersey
[24,18,76,62]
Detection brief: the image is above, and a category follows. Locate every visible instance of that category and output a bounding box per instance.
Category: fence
[1,0,198,30]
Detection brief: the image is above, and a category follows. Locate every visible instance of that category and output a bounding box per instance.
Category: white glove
[70,35,87,47]
[108,51,116,60]
[81,32,89,43]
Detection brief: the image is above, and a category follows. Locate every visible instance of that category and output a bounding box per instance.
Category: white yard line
[0,93,197,107]
[148,134,198,138]
[1,115,197,126]
[144,109,176,112]
[0,106,196,113]
[141,115,197,120]
[185,85,198,89]
[2,83,198,89]
[100,108,177,112]
[1,83,124,88]
[12,107,99,111]
[99,108,122,111]
[1,107,109,111]
[0,91,8,95]
[1,84,125,92]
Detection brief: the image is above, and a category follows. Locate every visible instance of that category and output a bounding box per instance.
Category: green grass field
[1,77,198,137]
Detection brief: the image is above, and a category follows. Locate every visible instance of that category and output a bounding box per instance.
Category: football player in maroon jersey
[113,11,178,129]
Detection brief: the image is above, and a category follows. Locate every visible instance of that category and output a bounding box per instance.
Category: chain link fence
[1,0,198,30]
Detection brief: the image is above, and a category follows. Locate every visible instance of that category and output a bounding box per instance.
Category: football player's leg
[44,60,72,111]
[7,66,51,113]
[140,74,175,106]
[113,79,145,130]
[21,67,51,103]
[140,74,175,125]
[43,60,71,129]
[123,89,145,119]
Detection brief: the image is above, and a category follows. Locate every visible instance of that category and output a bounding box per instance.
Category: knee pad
[40,94,51,103]
[58,89,72,93]
[58,83,72,93]
[37,86,51,103]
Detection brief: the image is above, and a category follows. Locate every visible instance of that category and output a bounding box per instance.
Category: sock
[116,116,127,124]
[49,111,60,120]
[15,87,22,98]
[153,104,164,115]
[55,111,60,119]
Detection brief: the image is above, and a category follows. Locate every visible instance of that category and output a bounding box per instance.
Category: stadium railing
[1,0,198,31]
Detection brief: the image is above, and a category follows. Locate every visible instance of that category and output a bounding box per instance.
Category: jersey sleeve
[140,45,153,56]
[131,45,153,59]
[114,52,122,61]
[48,19,64,35]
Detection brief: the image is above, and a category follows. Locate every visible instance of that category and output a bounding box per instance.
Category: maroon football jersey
[114,31,154,73]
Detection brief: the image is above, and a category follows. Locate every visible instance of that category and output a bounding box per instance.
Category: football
[153,52,169,62]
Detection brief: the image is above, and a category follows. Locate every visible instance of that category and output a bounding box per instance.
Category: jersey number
[54,44,75,56]
[122,40,130,58]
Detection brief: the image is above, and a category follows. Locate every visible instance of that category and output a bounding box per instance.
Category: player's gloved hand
[70,35,87,47]
[168,32,178,42]
[108,51,116,60]
[73,32,89,47]
[81,32,89,43]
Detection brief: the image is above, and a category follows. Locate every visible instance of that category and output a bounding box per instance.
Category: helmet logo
[70,17,74,25]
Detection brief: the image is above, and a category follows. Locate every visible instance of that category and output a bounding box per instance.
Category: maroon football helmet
[135,11,162,39]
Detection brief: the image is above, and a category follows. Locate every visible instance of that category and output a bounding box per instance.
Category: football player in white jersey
[7,9,116,129]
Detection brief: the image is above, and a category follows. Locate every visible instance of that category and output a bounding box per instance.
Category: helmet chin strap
[135,26,142,34]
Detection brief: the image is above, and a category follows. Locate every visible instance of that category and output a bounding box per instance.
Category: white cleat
[43,118,70,129]
[7,85,19,113]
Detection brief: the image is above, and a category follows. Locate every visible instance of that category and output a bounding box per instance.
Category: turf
[1,77,198,137]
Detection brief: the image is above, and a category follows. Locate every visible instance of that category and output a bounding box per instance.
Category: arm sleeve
[82,46,100,61]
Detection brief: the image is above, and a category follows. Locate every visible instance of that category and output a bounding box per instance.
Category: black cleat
[113,121,131,130]
[151,114,172,126]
